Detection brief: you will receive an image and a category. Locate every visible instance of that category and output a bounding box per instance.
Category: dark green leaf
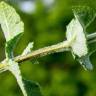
[5,33,23,58]
[72,6,96,28]
[23,79,43,96]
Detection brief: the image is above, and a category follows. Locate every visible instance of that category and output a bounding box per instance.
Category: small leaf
[72,6,96,28]
[23,79,43,96]
[22,42,34,56]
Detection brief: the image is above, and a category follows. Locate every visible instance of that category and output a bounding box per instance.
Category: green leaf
[23,79,43,96]
[0,1,24,58]
[72,6,96,28]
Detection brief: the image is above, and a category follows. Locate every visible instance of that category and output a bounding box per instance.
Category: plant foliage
[0,1,96,96]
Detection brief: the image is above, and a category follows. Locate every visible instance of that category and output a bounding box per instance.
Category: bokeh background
[0,0,96,96]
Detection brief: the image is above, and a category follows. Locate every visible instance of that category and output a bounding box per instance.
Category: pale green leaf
[0,1,24,41]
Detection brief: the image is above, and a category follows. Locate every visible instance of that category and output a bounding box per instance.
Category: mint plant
[0,1,96,96]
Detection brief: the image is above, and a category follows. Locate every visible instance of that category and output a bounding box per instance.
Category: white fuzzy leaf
[66,18,88,57]
[0,1,24,42]
[66,18,93,70]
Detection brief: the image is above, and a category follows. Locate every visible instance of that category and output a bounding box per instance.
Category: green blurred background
[0,0,96,96]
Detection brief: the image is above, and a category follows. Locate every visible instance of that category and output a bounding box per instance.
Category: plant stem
[14,32,96,63]
[0,41,71,72]
[0,32,76,72]
[87,32,96,40]
[14,41,71,63]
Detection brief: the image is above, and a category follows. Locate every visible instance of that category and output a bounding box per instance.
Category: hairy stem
[15,41,71,63]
